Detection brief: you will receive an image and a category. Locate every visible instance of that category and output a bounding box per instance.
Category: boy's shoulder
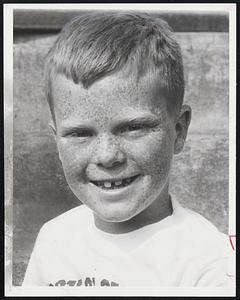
[185,207,225,236]
[39,204,92,240]
[173,199,226,236]
[171,199,229,254]
[180,206,230,255]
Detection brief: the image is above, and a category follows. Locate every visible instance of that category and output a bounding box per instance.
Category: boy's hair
[45,12,185,123]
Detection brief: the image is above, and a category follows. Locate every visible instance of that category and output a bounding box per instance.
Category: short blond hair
[45,12,185,121]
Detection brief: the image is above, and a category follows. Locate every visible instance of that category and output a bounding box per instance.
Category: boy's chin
[94,210,136,223]
[95,214,133,223]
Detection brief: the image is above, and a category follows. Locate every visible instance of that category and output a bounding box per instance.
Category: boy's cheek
[57,142,90,176]
[126,135,173,167]
[57,139,88,159]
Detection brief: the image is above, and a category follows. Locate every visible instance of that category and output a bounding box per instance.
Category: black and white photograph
[4,3,236,297]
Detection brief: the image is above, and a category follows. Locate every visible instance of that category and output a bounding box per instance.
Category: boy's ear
[49,121,62,162]
[49,121,57,139]
[174,104,191,154]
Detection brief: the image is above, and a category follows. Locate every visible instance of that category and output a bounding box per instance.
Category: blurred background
[12,9,229,285]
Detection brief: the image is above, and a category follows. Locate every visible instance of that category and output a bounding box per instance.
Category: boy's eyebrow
[112,115,161,129]
[59,123,96,133]
[59,115,161,134]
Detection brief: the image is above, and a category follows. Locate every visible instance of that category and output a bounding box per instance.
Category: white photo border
[4,3,236,297]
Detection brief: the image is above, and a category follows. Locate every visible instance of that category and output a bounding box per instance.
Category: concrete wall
[12,18,229,285]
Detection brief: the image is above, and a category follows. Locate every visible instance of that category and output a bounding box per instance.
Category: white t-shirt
[22,199,234,287]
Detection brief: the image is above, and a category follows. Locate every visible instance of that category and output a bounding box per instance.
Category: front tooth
[115,180,122,186]
[104,182,111,188]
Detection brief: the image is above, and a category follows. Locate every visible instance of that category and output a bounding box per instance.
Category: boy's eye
[119,123,151,135]
[120,124,145,133]
[63,129,94,138]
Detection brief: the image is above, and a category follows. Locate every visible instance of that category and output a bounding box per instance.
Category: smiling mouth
[90,175,140,190]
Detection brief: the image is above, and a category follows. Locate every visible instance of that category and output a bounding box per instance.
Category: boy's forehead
[52,73,169,120]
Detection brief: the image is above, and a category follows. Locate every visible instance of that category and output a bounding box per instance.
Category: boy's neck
[94,191,173,234]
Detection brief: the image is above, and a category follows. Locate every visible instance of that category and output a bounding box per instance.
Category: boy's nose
[93,134,126,168]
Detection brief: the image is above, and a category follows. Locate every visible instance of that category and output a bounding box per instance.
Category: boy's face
[51,72,188,223]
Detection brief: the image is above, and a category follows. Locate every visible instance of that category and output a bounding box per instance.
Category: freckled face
[52,73,176,223]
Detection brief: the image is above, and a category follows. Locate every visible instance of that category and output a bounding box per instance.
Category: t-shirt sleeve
[22,225,49,286]
[195,258,234,287]
[194,233,235,287]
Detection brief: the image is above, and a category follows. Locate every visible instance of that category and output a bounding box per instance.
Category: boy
[23,12,232,287]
